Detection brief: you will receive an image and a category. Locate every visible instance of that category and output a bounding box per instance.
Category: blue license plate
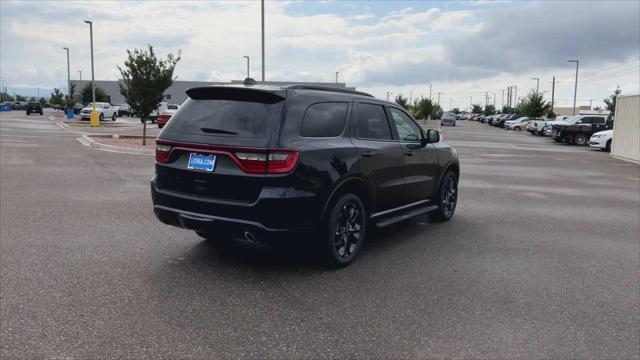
[187,153,216,172]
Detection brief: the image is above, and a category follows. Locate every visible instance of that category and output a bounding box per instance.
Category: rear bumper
[150,177,319,242]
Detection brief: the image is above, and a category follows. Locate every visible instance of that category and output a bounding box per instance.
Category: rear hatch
[155,86,293,204]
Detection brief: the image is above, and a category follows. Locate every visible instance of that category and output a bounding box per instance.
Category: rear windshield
[163,98,283,138]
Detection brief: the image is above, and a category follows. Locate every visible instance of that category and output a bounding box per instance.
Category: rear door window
[356,103,393,140]
[163,98,283,138]
[300,102,348,137]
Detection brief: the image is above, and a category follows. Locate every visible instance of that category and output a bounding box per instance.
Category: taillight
[234,149,298,174]
[156,144,171,163]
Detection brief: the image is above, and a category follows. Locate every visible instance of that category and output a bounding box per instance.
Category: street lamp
[568,59,579,115]
[243,56,250,79]
[531,77,540,93]
[335,71,339,84]
[84,20,98,127]
[62,47,70,96]
[78,70,83,104]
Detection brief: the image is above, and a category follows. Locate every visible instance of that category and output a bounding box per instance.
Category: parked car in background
[73,103,84,114]
[156,104,181,129]
[545,114,608,137]
[552,115,611,145]
[114,104,132,117]
[527,118,549,135]
[505,117,535,131]
[589,130,613,151]
[26,102,43,115]
[152,84,460,267]
[494,114,517,128]
[441,112,457,126]
[80,102,117,121]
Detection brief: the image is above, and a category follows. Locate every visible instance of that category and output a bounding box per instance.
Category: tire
[26,111,30,115]
[574,134,588,146]
[321,193,366,267]
[140,119,145,123]
[112,113,116,121]
[99,113,104,122]
[514,126,521,132]
[440,123,443,126]
[158,124,164,129]
[429,171,458,222]
[606,139,611,152]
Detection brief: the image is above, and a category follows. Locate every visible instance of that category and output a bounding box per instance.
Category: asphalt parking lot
[1,110,638,358]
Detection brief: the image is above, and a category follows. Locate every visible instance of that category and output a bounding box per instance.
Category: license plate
[187,153,216,172]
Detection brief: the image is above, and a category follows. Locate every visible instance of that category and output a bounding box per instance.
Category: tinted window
[163,98,283,138]
[300,102,348,137]
[356,103,392,140]
[591,116,606,124]
[389,108,421,142]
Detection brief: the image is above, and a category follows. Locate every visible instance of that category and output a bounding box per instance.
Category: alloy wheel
[333,202,363,259]
[441,176,457,218]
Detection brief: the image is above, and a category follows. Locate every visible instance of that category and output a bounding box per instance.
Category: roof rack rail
[285,85,373,98]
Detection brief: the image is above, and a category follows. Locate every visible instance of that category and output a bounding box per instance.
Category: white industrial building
[611,94,640,164]
[69,79,354,105]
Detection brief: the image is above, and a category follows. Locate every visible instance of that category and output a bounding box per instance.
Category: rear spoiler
[185,86,285,104]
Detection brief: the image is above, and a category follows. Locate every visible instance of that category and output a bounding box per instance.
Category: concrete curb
[64,121,139,128]
[76,134,154,156]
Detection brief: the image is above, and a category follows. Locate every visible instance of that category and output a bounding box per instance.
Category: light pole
[84,20,98,127]
[568,59,579,115]
[62,47,70,96]
[261,0,265,82]
[243,56,250,78]
[78,70,83,104]
[469,96,472,111]
[549,76,558,114]
[531,77,540,93]
[335,71,339,84]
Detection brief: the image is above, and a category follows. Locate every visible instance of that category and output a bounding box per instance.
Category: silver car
[441,113,457,127]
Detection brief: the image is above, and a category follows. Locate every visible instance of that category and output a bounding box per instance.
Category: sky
[1,0,639,110]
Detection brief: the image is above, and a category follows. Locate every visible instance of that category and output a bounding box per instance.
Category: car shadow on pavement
[170,214,451,273]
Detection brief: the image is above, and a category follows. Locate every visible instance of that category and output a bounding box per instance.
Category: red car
[157,104,180,129]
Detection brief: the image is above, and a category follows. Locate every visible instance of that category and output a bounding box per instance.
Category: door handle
[404,150,414,156]
[361,151,374,158]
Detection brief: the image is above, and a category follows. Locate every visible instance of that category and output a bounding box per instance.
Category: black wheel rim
[333,202,363,259]
[442,177,457,218]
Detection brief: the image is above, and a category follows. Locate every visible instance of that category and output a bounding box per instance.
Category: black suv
[151,82,460,266]
[26,102,43,115]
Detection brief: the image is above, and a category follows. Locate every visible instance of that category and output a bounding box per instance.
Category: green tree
[603,87,621,114]
[1,92,15,102]
[15,94,26,101]
[519,91,551,117]
[65,83,77,108]
[501,106,514,114]
[29,96,37,102]
[118,45,181,144]
[484,104,496,116]
[415,97,439,119]
[38,97,47,106]
[50,88,64,108]
[452,107,460,114]
[394,94,409,109]
[81,83,109,104]
[471,104,483,114]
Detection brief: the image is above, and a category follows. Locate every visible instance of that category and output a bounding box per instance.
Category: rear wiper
[200,127,238,135]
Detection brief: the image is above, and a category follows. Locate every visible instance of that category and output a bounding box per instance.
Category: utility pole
[429,83,432,100]
[409,90,413,105]
[335,71,338,84]
[261,0,265,82]
[589,99,593,110]
[550,76,558,113]
[449,98,452,111]
[493,92,496,107]
[568,59,579,115]
[514,86,518,107]
[501,90,505,109]
[470,96,472,111]
[437,92,441,105]
[386,92,390,101]
[485,92,489,106]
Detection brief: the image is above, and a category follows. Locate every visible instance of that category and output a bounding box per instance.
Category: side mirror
[425,129,440,144]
